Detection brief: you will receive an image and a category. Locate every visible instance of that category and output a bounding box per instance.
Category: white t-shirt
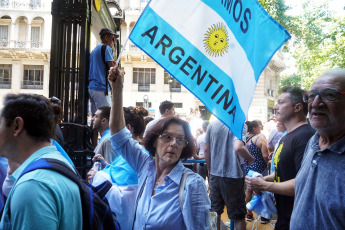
[196,133,206,156]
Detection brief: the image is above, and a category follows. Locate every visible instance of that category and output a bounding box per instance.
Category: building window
[0,64,11,89]
[22,65,44,89]
[133,68,155,92]
[173,103,183,108]
[164,71,181,92]
[0,25,9,47]
[31,26,41,48]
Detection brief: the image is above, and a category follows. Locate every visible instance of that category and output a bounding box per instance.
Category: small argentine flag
[129,0,291,138]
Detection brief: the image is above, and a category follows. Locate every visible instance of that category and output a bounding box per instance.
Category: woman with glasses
[106,66,210,229]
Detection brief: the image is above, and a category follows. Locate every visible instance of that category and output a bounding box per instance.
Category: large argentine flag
[129,0,291,138]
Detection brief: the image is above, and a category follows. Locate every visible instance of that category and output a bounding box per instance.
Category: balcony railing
[13,0,43,9]
[0,0,9,8]
[170,86,181,92]
[0,78,11,89]
[0,39,8,47]
[0,0,43,9]
[0,40,43,48]
[31,41,42,48]
[138,85,150,92]
[129,44,141,52]
[16,41,27,48]
[21,80,43,89]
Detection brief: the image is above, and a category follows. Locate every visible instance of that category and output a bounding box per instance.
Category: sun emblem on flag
[204,23,229,57]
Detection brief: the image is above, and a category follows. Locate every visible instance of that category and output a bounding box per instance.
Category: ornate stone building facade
[247,50,285,122]
[0,0,52,102]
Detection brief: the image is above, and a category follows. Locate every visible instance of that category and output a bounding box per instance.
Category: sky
[285,0,345,17]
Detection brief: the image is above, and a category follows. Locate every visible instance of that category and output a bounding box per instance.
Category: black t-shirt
[273,124,315,230]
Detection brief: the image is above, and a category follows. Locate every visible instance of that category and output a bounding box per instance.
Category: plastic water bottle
[92,161,102,171]
[89,161,102,184]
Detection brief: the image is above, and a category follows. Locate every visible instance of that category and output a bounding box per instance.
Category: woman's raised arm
[108,66,126,135]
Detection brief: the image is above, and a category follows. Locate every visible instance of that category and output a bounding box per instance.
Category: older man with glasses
[290,68,345,229]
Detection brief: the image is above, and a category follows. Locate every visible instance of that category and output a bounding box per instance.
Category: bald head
[315,68,345,90]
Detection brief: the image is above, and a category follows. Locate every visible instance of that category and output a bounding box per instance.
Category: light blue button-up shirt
[110,127,210,230]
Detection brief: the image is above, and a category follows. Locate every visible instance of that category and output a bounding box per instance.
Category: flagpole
[116,37,129,66]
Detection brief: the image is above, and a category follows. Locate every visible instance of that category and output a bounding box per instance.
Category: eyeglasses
[158,134,188,147]
[303,90,345,103]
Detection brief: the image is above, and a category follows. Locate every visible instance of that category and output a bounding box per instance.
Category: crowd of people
[0,27,344,230]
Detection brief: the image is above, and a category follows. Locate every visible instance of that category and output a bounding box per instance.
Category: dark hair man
[92,106,117,164]
[143,100,175,137]
[88,28,119,115]
[290,69,345,229]
[0,94,82,229]
[245,86,315,230]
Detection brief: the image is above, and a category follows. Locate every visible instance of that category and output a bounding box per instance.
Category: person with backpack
[0,94,82,230]
[107,66,210,229]
[88,28,118,116]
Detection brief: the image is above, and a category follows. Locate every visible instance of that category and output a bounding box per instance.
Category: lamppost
[143,95,149,108]
[168,75,173,101]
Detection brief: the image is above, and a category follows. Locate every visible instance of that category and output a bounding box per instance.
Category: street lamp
[168,75,173,102]
[143,95,149,108]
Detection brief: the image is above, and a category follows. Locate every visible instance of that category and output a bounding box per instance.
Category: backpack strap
[178,171,193,214]
[101,44,110,96]
[16,158,80,186]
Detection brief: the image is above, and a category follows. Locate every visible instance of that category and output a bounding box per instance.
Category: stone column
[10,22,15,48]
[27,23,31,48]
[126,24,130,50]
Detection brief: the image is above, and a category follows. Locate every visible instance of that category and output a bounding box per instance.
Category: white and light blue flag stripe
[129,0,291,138]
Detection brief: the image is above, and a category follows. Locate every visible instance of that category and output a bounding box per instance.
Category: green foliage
[279,74,301,88]
[291,1,345,89]
[259,0,345,90]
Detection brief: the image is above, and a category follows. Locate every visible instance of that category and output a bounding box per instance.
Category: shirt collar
[165,160,185,185]
[311,132,345,155]
[99,128,111,143]
[10,146,57,182]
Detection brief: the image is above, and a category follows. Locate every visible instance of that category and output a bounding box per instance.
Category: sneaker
[260,217,270,224]
[246,213,253,222]
[225,221,231,228]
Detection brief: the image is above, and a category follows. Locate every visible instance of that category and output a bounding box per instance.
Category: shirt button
[312,160,317,164]
[317,152,321,156]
